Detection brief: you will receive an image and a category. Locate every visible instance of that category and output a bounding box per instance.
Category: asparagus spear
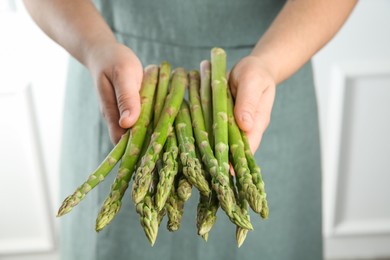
[241,132,269,219]
[136,120,162,245]
[153,61,172,176]
[166,185,185,232]
[136,167,160,246]
[154,61,171,126]
[200,60,214,148]
[175,101,211,196]
[223,162,250,247]
[235,200,249,247]
[132,68,187,204]
[227,88,262,213]
[188,68,252,230]
[211,49,253,230]
[95,65,159,231]
[57,131,130,217]
[189,70,219,238]
[211,48,230,176]
[155,129,179,211]
[234,173,250,248]
[152,61,181,211]
[196,187,218,237]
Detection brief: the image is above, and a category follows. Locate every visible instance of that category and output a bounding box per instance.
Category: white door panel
[312,0,390,259]
[0,85,54,254]
[0,1,66,259]
[322,65,390,259]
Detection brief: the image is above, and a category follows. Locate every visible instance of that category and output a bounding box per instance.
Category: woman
[24,0,357,259]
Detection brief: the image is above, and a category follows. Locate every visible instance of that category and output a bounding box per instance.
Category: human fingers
[110,63,143,129]
[244,85,276,153]
[96,74,127,144]
[230,71,267,132]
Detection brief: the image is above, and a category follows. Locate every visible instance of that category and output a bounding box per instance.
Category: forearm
[252,0,357,84]
[23,0,116,67]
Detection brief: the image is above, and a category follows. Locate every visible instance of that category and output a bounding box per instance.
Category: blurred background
[0,0,389,259]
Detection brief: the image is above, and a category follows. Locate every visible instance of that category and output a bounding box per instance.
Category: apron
[59,0,323,259]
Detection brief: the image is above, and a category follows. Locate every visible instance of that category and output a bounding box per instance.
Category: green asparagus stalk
[241,132,269,219]
[196,189,218,237]
[188,68,252,230]
[235,179,250,248]
[95,65,159,231]
[136,119,162,245]
[153,61,172,175]
[154,61,171,126]
[200,60,214,147]
[57,131,130,217]
[166,185,185,232]
[227,88,262,213]
[225,164,250,247]
[155,129,179,211]
[189,70,219,238]
[211,48,229,176]
[152,61,180,211]
[132,68,187,204]
[135,123,154,170]
[136,168,160,246]
[177,173,192,201]
[175,101,211,196]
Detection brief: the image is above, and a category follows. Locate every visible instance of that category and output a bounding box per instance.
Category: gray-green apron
[59,0,323,259]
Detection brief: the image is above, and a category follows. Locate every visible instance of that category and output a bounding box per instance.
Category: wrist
[83,33,117,70]
[246,52,279,85]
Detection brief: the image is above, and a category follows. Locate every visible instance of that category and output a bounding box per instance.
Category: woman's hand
[229,55,276,153]
[87,42,144,144]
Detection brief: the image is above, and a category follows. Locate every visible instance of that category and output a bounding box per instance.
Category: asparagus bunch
[151,62,180,212]
[176,101,211,197]
[227,88,262,214]
[57,48,269,247]
[189,69,218,239]
[95,65,159,231]
[131,68,187,204]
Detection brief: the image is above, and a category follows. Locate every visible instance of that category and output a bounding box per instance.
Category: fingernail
[120,110,130,121]
[241,112,253,128]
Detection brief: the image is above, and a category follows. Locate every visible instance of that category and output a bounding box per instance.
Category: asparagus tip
[95,199,122,232]
[260,199,269,219]
[132,188,146,204]
[167,221,180,232]
[198,216,217,236]
[147,232,157,246]
[236,228,248,248]
[57,195,77,217]
[201,233,209,242]
[247,190,263,214]
[231,209,253,230]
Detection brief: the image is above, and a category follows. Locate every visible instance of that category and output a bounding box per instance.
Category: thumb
[232,77,263,132]
[112,67,142,129]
